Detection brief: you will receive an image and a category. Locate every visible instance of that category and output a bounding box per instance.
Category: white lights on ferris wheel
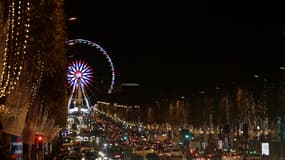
[65,39,115,94]
[67,60,93,88]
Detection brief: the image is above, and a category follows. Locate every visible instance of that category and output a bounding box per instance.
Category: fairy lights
[29,61,44,108]
[0,0,31,98]
[0,0,32,119]
[97,101,140,109]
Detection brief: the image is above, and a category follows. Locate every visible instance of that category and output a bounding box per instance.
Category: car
[62,155,81,160]
[81,149,98,160]
[169,148,186,160]
[145,153,159,160]
[244,155,261,160]
[130,154,145,160]
[130,153,159,160]
[222,152,243,160]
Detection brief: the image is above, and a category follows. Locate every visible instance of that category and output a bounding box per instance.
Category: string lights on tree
[0,0,31,98]
[0,0,31,117]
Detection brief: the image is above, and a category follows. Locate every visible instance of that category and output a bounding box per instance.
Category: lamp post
[279,66,285,158]
[253,74,270,158]
[253,74,268,130]
[180,96,187,128]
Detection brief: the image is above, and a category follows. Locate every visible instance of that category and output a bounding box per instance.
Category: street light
[253,74,269,142]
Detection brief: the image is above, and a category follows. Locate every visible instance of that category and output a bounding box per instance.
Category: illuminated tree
[279,72,285,117]
[168,103,174,123]
[0,0,39,147]
[0,0,67,158]
[25,0,67,137]
[146,106,153,124]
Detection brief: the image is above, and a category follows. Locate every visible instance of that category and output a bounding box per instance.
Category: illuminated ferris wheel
[67,60,93,114]
[65,39,115,114]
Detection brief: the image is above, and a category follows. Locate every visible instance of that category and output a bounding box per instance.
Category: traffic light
[182,129,191,140]
[123,134,128,141]
[184,132,190,139]
[35,134,43,143]
[180,129,192,145]
[37,135,43,142]
[35,134,43,150]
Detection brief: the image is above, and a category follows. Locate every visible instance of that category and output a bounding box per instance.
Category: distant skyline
[64,1,285,104]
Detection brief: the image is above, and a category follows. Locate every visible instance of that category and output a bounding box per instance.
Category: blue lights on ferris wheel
[65,39,115,94]
[67,60,93,88]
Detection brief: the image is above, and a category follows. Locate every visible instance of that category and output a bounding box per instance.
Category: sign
[261,142,269,156]
[218,140,223,150]
[11,137,23,159]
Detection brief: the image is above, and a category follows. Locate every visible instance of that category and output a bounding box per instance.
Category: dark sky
[64,1,285,104]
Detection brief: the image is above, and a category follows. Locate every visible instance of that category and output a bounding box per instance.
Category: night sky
[64,1,285,104]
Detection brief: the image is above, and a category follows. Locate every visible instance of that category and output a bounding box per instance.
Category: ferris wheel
[65,39,115,114]
[67,60,93,113]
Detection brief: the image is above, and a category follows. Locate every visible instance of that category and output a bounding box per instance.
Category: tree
[281,119,285,143]
[22,0,67,158]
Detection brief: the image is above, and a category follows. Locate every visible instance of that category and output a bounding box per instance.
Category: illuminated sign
[261,142,269,156]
